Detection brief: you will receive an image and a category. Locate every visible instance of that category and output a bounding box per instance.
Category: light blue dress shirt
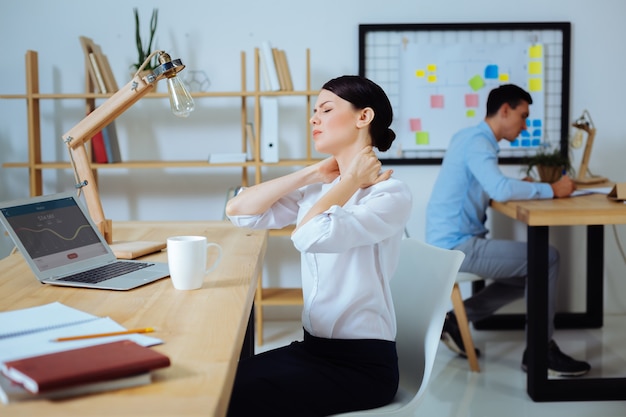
[426,121,553,249]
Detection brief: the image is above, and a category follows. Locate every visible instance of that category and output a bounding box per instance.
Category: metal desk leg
[526,224,626,402]
[526,225,550,401]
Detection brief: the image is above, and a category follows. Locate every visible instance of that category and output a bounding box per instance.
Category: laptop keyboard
[57,261,153,284]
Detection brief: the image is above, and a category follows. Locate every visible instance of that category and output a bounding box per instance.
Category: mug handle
[205,243,223,274]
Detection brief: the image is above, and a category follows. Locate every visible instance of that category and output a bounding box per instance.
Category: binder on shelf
[260,97,279,163]
[260,41,281,92]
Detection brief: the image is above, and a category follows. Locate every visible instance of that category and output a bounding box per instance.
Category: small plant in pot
[131,8,159,75]
[523,145,573,183]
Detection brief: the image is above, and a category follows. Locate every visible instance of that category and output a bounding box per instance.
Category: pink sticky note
[465,94,479,108]
[409,118,422,131]
[431,95,444,108]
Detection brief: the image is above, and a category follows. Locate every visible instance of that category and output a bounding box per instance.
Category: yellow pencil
[53,327,155,342]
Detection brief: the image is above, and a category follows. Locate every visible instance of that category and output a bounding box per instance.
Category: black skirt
[227,329,399,417]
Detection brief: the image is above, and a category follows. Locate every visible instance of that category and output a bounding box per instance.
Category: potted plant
[131,8,159,74]
[524,146,572,183]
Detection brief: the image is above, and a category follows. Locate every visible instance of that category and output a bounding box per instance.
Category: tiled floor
[255,315,626,416]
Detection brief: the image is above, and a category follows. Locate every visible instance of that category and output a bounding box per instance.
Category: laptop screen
[0,196,108,272]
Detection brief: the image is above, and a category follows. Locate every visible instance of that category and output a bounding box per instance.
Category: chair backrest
[391,238,464,409]
[329,238,464,417]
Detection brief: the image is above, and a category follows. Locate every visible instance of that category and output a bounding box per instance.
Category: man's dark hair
[486,84,533,117]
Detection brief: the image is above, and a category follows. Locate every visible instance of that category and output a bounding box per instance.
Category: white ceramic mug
[166,236,223,290]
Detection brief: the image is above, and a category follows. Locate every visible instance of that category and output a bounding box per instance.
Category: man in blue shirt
[426,84,590,377]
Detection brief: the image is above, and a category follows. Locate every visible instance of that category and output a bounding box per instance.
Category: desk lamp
[62,50,195,256]
[571,109,607,185]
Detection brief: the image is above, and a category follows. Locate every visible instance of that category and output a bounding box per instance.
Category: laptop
[0,192,170,290]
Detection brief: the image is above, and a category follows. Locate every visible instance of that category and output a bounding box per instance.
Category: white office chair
[451,272,483,372]
[331,238,464,416]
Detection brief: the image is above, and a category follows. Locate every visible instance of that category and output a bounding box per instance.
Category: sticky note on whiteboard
[529,45,543,59]
[529,78,543,92]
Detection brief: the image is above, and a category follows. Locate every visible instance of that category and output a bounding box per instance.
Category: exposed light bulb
[166,76,195,118]
[571,130,584,149]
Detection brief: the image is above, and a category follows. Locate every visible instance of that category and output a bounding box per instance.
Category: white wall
[1,0,625,314]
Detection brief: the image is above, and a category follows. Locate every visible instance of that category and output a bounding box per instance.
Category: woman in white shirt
[225,75,412,417]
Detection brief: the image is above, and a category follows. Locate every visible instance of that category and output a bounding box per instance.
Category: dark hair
[486,84,533,117]
[321,75,396,152]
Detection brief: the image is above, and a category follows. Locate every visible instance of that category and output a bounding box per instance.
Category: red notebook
[1,340,170,393]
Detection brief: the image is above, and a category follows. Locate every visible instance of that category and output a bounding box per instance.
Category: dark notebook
[1,340,170,393]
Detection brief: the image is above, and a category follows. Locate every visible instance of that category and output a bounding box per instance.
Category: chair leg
[451,283,480,372]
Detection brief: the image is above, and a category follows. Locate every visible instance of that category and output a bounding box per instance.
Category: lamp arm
[62,74,156,243]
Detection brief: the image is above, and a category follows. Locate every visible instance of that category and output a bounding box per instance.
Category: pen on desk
[53,327,155,342]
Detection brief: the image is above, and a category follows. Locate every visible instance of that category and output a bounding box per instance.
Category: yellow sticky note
[499,73,510,82]
[529,78,543,92]
[427,74,437,83]
[466,109,476,118]
[529,45,543,59]
[415,69,425,78]
[427,64,437,72]
[528,62,542,75]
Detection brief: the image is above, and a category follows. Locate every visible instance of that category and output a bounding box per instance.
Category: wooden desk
[490,194,626,401]
[0,221,267,416]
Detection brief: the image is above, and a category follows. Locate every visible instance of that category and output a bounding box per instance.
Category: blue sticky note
[484,65,498,79]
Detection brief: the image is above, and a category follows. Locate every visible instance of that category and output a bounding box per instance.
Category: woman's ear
[356,107,375,128]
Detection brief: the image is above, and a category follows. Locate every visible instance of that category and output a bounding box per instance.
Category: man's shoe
[521,340,591,377]
[440,312,481,358]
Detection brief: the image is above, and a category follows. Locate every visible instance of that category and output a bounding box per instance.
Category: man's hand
[550,175,576,198]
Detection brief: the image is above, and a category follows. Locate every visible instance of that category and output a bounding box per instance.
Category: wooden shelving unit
[1,48,320,345]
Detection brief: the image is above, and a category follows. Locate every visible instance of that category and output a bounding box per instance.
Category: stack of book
[259,41,294,92]
[0,302,168,404]
[79,36,123,164]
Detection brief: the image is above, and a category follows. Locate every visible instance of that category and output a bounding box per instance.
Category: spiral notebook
[0,192,169,290]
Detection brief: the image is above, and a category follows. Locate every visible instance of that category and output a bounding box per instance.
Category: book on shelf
[0,370,150,404]
[278,49,293,91]
[260,41,281,92]
[91,128,108,163]
[1,340,170,394]
[245,122,255,160]
[102,121,122,163]
[272,48,293,91]
[271,47,286,90]
[79,36,118,94]
[208,153,247,163]
[88,52,107,94]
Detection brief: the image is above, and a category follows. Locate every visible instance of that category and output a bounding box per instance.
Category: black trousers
[227,329,399,417]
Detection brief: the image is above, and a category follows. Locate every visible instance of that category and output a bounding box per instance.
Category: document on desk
[0,302,162,364]
[570,186,612,197]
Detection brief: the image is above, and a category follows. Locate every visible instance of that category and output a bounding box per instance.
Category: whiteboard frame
[358,22,571,165]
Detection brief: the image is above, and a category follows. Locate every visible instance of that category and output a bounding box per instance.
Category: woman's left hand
[347,146,392,188]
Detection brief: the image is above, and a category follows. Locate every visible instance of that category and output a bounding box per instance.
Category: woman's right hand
[315,157,340,184]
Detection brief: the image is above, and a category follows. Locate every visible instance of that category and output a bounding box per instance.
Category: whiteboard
[358,22,571,164]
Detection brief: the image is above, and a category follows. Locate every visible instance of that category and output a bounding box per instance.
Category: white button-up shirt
[228,176,412,341]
